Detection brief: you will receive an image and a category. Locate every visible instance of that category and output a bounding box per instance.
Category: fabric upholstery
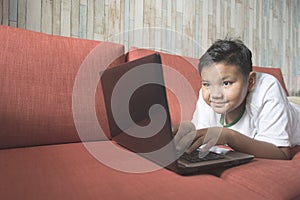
[0,26,125,149]
[220,153,300,200]
[0,141,266,200]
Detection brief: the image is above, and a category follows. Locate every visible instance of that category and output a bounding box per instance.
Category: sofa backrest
[126,47,289,126]
[0,26,289,149]
[0,26,125,149]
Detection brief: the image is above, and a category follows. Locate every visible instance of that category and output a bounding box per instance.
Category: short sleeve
[250,75,291,147]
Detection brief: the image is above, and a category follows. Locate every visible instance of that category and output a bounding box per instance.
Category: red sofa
[1,25,300,200]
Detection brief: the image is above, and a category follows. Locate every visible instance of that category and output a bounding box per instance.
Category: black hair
[198,39,253,77]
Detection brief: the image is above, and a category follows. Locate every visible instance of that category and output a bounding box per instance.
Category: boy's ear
[248,71,256,92]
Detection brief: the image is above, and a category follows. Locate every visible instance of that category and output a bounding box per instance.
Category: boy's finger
[175,130,196,152]
[172,123,180,135]
[186,136,204,154]
[174,121,195,144]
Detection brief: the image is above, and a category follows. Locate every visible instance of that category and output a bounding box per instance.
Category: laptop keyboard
[180,150,225,163]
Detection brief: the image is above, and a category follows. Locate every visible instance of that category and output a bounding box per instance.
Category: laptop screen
[100,53,175,154]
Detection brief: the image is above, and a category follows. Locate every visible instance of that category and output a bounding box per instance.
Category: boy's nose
[210,86,224,98]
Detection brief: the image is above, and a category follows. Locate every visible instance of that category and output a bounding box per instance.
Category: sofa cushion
[0,26,125,149]
[0,141,266,200]
[220,148,300,200]
[126,47,201,126]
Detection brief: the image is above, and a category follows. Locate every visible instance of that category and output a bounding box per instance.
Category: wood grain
[0,0,299,95]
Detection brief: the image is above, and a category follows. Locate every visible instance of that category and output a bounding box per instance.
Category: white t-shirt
[191,72,300,147]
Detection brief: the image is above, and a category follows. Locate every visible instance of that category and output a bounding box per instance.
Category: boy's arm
[225,128,291,160]
[185,127,292,160]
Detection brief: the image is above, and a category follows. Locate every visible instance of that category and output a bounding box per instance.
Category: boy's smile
[200,63,255,124]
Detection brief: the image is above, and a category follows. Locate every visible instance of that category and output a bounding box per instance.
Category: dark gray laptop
[100,53,254,175]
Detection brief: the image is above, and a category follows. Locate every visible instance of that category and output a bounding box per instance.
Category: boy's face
[201,63,254,116]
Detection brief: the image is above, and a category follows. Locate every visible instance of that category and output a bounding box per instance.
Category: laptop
[100,53,254,175]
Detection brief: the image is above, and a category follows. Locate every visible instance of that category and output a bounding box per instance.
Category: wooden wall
[1,0,299,95]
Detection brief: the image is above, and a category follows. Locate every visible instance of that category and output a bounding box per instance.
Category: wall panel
[1,0,299,95]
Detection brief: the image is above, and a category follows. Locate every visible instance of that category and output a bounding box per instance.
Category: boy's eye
[202,82,210,87]
[223,81,232,86]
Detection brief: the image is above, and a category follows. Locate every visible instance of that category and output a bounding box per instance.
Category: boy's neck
[223,101,246,126]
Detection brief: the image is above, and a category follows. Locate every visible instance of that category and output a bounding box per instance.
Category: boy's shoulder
[256,71,278,81]
[248,72,287,103]
[246,72,288,115]
[254,72,285,93]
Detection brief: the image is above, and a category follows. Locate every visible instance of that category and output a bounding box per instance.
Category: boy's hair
[198,39,253,77]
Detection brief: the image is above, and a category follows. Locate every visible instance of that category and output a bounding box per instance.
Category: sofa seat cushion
[0,26,125,148]
[0,141,266,200]
[126,47,201,126]
[220,147,300,200]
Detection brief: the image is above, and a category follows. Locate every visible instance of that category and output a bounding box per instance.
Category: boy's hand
[186,127,225,153]
[173,125,228,154]
[173,121,196,153]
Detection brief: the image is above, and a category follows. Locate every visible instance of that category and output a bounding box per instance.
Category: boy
[174,39,300,160]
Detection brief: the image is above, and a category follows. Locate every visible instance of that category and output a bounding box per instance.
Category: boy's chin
[211,107,227,115]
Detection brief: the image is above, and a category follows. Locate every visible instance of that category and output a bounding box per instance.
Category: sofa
[1,25,300,200]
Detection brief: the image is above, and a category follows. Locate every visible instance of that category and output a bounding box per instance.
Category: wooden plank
[298,21,300,49]
[155,0,163,51]
[79,0,88,38]
[52,0,61,35]
[94,0,105,41]
[41,0,53,34]
[161,5,167,52]
[80,0,87,4]
[104,0,109,40]
[215,0,220,38]
[128,0,135,49]
[201,0,208,49]
[26,0,42,31]
[230,0,235,29]
[71,0,80,37]
[61,0,71,36]
[176,0,182,13]
[17,0,26,28]
[175,11,182,54]
[2,0,9,25]
[143,0,151,48]
[86,0,94,40]
[108,0,121,43]
[183,0,195,56]
[133,0,143,47]
[9,0,17,27]
[170,0,176,53]
[0,0,2,24]
[248,0,254,49]
[235,2,243,38]
[123,0,130,50]
[79,4,87,38]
